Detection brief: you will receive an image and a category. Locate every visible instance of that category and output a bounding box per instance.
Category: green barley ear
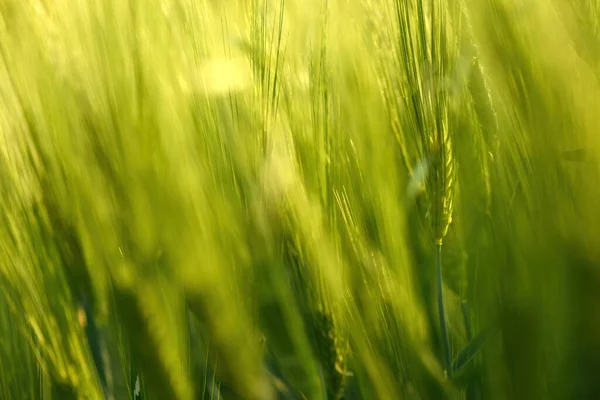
[309,309,349,400]
[112,277,194,400]
[428,122,456,246]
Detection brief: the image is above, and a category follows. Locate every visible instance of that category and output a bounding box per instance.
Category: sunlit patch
[407,157,430,200]
[197,56,254,95]
[134,375,141,397]
[77,306,87,328]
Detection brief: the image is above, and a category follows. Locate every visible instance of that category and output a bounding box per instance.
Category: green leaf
[452,323,498,375]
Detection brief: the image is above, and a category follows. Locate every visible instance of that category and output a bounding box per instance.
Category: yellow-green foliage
[1,0,600,399]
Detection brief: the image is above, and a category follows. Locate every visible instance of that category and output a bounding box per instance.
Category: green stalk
[436,243,451,378]
[462,301,472,342]
[461,301,478,400]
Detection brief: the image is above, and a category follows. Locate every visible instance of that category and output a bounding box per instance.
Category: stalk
[436,243,451,378]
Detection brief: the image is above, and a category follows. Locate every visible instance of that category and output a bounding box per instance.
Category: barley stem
[462,301,472,341]
[436,243,451,378]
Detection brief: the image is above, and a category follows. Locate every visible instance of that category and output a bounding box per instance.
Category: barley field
[1,0,600,399]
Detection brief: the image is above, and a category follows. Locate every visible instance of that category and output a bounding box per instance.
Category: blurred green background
[1,0,600,399]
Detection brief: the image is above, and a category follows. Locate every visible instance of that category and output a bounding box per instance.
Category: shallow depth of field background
[1,0,600,399]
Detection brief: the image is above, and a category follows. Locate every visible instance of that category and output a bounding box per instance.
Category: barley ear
[310,309,349,400]
[429,121,455,246]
